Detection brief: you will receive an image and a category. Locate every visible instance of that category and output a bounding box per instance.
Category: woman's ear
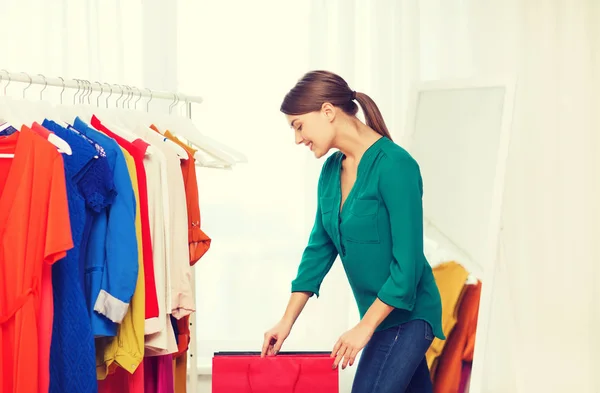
[321,102,336,122]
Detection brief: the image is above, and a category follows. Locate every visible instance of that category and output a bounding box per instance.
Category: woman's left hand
[331,322,375,369]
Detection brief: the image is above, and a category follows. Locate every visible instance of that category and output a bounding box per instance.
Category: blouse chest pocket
[344,198,380,244]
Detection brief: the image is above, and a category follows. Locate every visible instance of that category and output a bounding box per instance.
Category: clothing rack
[0,69,201,392]
[0,70,203,105]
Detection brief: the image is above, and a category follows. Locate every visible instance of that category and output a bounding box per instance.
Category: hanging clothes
[153,126,213,393]
[90,115,160,326]
[433,281,481,393]
[135,125,188,357]
[0,126,73,393]
[158,127,212,263]
[134,125,193,321]
[2,93,215,393]
[71,117,139,338]
[38,120,116,393]
[130,132,170,337]
[426,261,470,373]
[85,121,145,381]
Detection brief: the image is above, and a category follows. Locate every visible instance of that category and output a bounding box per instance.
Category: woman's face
[286,108,336,159]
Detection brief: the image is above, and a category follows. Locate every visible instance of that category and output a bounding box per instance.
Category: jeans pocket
[424,321,434,341]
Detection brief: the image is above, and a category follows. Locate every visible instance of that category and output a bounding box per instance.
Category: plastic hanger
[164,95,242,165]
[73,80,97,121]
[101,84,134,129]
[113,88,189,160]
[30,74,60,123]
[114,88,189,159]
[82,82,117,126]
[144,122,190,160]
[0,71,72,155]
[93,86,155,147]
[55,78,85,125]
[152,96,244,167]
[0,71,29,127]
[30,122,73,155]
[0,118,15,158]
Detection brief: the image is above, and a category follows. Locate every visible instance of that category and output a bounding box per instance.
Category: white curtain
[0,0,179,113]
[307,0,600,392]
[464,2,600,392]
[176,0,324,363]
[0,0,144,89]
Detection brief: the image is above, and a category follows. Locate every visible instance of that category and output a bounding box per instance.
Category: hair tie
[351,91,357,100]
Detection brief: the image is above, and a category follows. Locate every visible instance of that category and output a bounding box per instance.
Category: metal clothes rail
[0,70,203,104]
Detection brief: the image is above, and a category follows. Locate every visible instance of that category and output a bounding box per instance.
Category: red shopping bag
[212,351,339,393]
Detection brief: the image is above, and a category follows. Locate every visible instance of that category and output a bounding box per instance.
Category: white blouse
[135,125,194,355]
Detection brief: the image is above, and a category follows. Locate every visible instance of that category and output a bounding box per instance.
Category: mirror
[402,78,516,393]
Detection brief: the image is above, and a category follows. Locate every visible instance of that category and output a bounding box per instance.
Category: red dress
[0,126,73,393]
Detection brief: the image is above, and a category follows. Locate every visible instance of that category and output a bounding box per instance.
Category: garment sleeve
[44,155,74,264]
[376,156,425,311]
[290,165,338,297]
[78,155,117,214]
[170,174,195,319]
[93,151,139,324]
[186,163,211,265]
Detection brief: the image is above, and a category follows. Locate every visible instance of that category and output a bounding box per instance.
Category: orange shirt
[433,282,481,393]
[149,125,211,264]
[0,126,73,393]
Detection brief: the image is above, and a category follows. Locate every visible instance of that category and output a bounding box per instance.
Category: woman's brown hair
[280,70,392,140]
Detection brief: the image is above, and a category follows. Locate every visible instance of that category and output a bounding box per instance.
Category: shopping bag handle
[246,362,302,393]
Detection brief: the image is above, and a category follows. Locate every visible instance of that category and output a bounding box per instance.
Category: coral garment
[157,127,212,263]
[433,282,481,393]
[0,126,73,393]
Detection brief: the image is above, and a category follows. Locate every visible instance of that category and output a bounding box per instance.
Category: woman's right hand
[261,320,292,357]
[261,292,311,357]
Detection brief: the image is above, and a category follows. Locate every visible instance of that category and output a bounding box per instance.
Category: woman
[261,70,445,393]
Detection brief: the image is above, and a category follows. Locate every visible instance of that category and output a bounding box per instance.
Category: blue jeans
[351,319,434,393]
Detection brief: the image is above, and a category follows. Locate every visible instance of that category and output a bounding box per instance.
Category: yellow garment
[96,148,146,379]
[425,261,469,370]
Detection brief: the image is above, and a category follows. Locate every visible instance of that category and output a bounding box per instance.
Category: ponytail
[281,71,393,141]
[354,92,393,141]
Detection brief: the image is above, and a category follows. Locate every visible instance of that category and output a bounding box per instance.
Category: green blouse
[291,137,445,339]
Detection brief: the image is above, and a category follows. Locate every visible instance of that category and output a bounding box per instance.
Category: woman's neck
[334,118,382,163]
